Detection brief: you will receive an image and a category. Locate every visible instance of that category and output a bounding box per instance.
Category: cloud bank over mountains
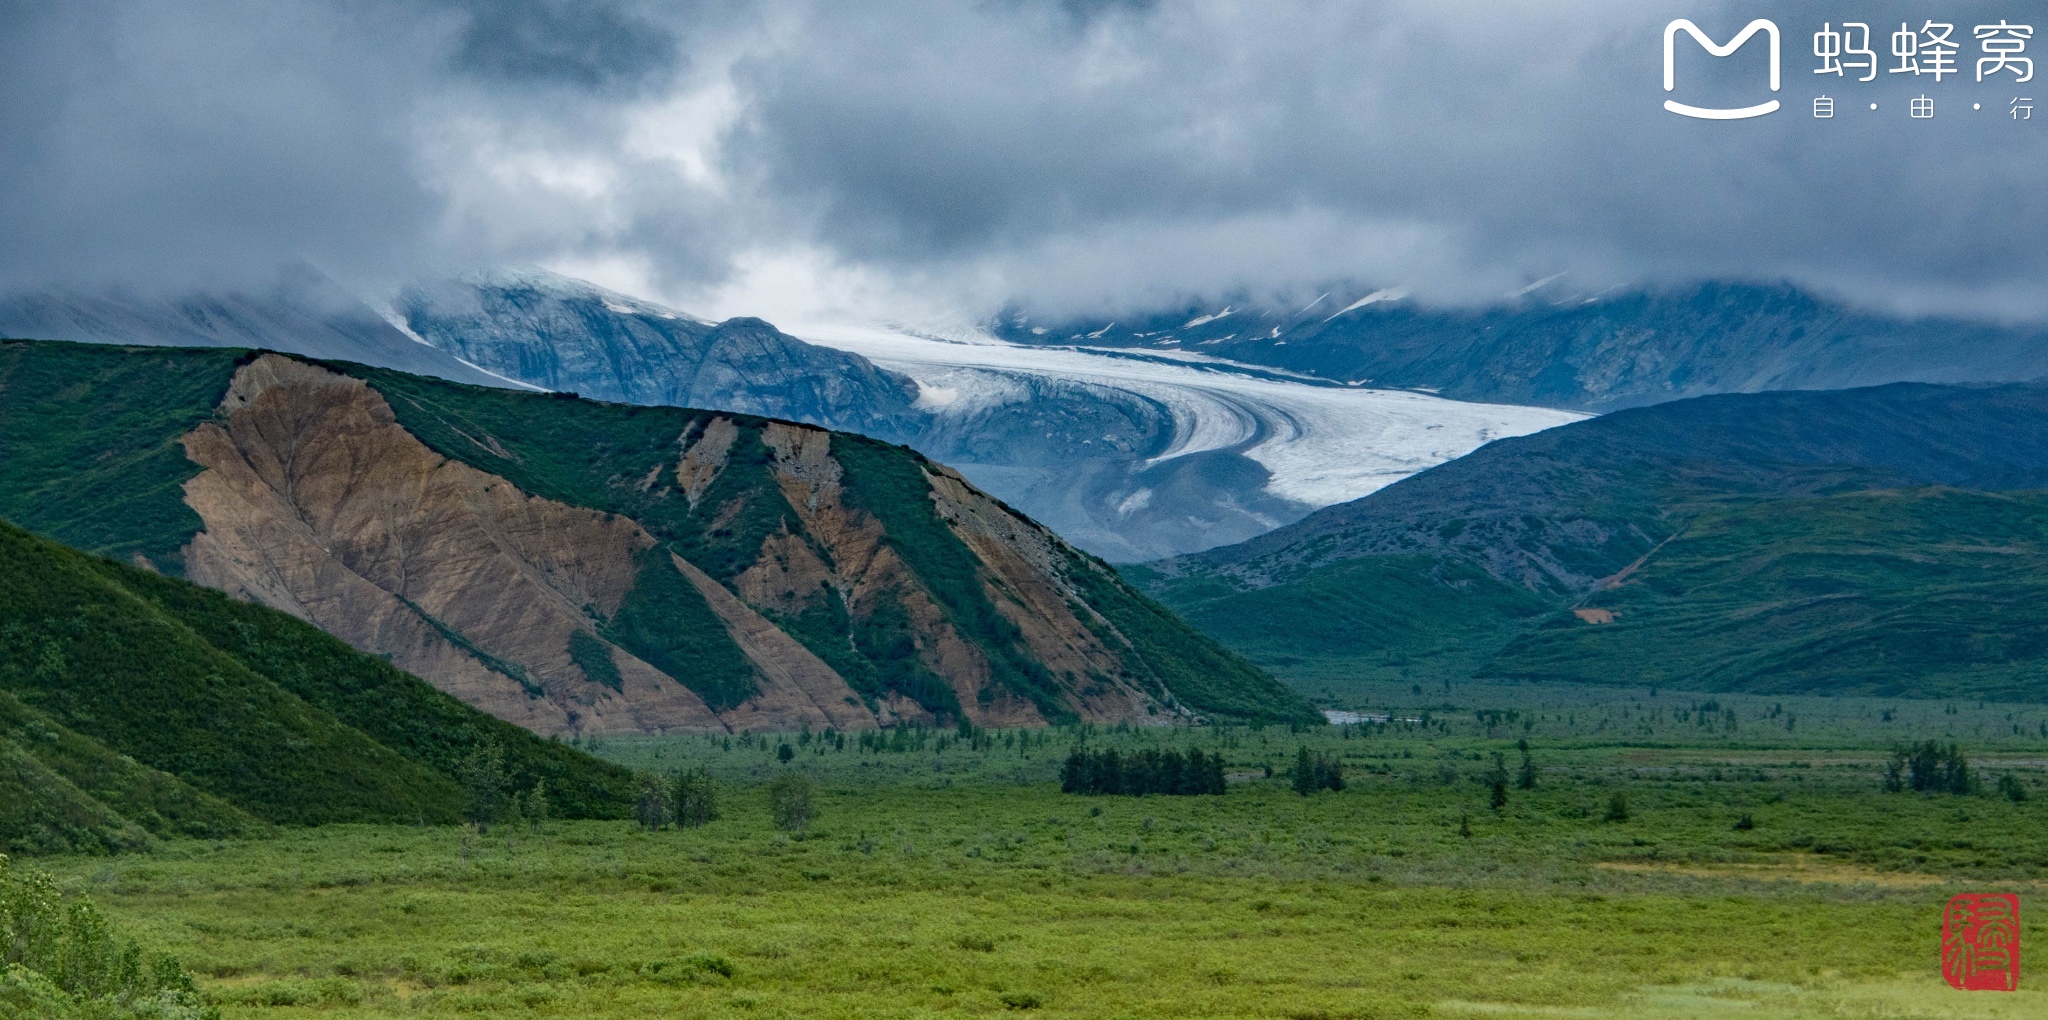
[2,0,2041,323]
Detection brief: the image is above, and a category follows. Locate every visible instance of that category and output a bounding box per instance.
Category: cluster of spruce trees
[1290,747,1345,795]
[1884,741,1976,795]
[1060,747,1227,796]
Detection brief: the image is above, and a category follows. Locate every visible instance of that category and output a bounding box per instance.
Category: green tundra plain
[25,683,2048,1020]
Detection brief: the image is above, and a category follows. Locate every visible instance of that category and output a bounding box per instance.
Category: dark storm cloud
[0,1,2043,319]
[727,0,2048,317]
[438,0,682,91]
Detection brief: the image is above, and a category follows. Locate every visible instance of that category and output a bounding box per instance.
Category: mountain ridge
[0,340,1314,735]
[994,281,2048,413]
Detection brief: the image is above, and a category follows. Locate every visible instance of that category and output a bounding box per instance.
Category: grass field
[30,695,2048,1020]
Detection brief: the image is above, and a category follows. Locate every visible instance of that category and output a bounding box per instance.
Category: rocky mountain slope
[0,517,634,854]
[995,282,2048,413]
[393,271,924,442]
[1133,382,2048,699]
[0,340,1313,735]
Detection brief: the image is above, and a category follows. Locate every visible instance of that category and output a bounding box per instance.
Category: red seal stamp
[1942,893,2020,991]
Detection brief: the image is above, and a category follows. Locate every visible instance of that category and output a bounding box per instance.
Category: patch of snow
[1116,489,1154,515]
[1325,288,1410,321]
[911,381,960,409]
[1182,306,1233,328]
[1085,322,1116,339]
[1297,292,1329,315]
[1031,326,1048,335]
[1506,273,1567,299]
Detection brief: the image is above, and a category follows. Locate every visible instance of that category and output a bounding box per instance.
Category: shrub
[0,855,216,1019]
[1603,792,1630,822]
[1997,774,2028,803]
[634,774,670,832]
[769,773,815,832]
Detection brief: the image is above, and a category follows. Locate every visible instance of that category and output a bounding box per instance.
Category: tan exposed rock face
[669,553,874,732]
[168,355,1183,735]
[178,356,880,736]
[749,422,1171,726]
[754,423,1042,726]
[676,416,739,508]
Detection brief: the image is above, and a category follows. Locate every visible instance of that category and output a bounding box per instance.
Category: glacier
[794,323,1585,536]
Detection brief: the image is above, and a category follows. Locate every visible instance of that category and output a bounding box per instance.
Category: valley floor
[32,708,2048,1019]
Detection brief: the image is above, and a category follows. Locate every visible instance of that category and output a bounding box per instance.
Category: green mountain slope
[1485,488,2048,700]
[1139,382,2048,699]
[0,518,633,840]
[0,342,242,573]
[0,688,259,849]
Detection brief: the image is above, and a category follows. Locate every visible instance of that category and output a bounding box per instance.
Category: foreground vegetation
[21,699,2048,1019]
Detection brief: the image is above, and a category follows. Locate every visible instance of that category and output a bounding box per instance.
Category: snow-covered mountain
[991,282,2048,413]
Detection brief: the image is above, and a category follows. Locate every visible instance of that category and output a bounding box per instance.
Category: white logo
[1664,19,1782,119]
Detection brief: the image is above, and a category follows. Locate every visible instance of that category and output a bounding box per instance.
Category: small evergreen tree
[1604,791,1630,822]
[455,740,509,833]
[1515,739,1537,790]
[525,779,550,834]
[1291,746,1317,796]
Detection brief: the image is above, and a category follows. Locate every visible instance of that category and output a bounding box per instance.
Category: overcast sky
[2,0,2043,326]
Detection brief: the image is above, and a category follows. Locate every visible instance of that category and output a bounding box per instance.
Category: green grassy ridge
[99,553,635,819]
[1485,487,2048,700]
[0,688,259,847]
[0,731,154,856]
[0,518,471,825]
[1128,555,1552,684]
[1067,549,1319,724]
[0,340,242,574]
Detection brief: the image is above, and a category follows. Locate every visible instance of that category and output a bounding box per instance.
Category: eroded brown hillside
[169,355,1192,735]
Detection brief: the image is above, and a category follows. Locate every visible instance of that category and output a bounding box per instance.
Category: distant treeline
[1060,747,1227,796]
